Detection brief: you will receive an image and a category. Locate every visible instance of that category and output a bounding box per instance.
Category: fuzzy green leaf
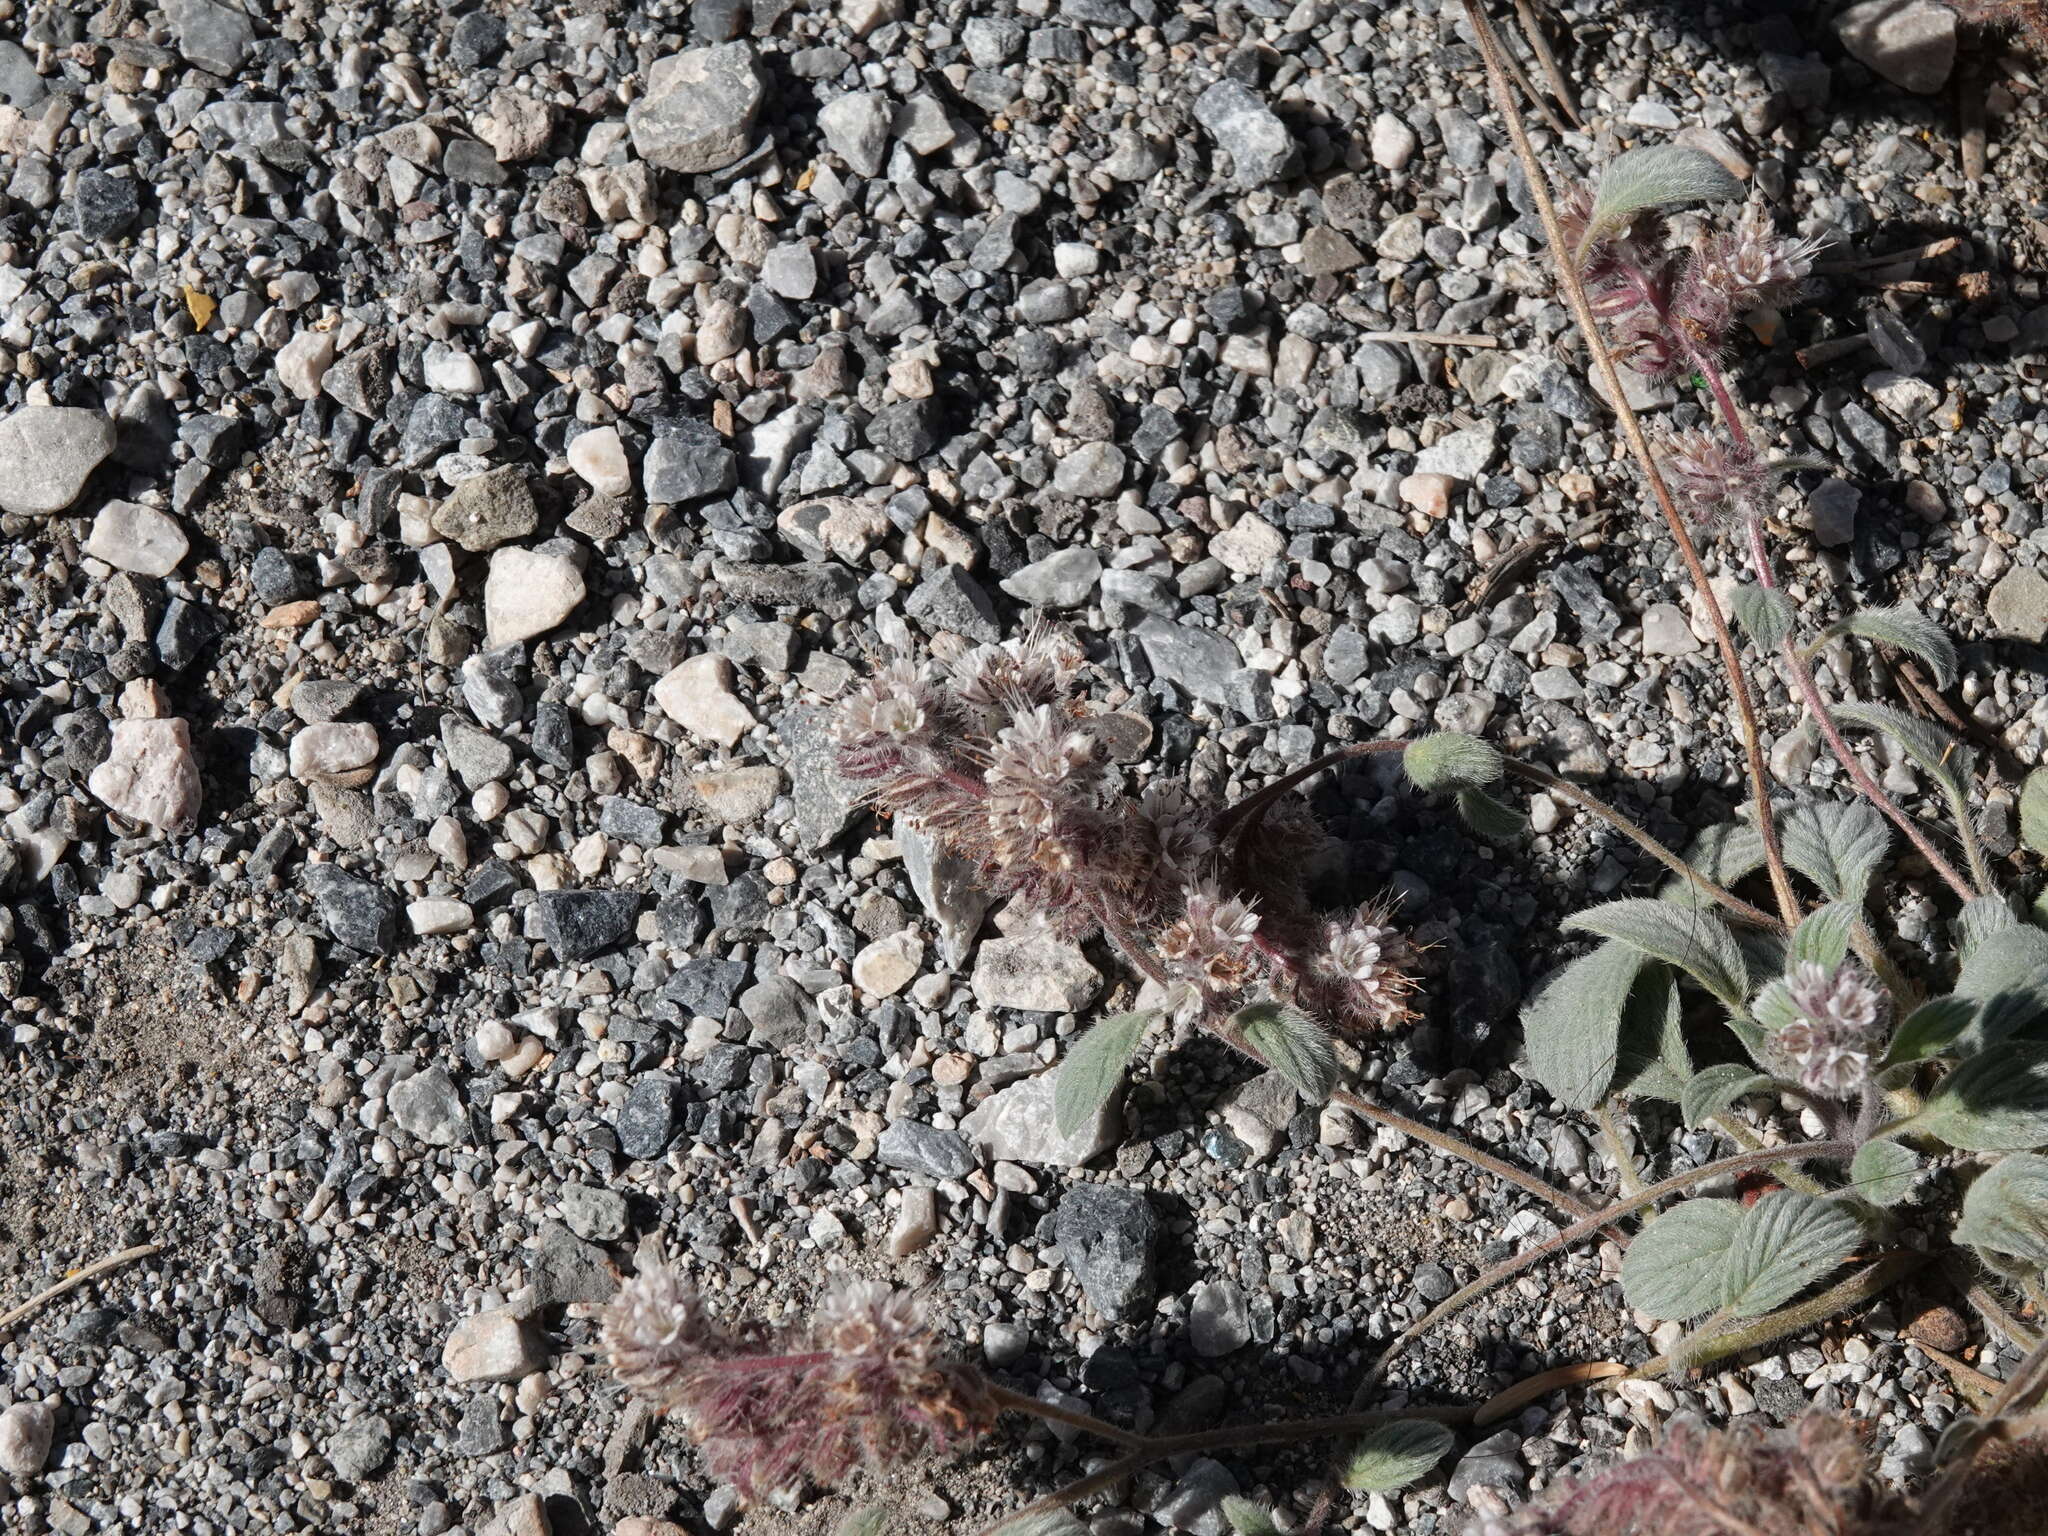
[835,1510,891,1536]
[1234,1000,1338,1104]
[1582,144,1743,263]
[1523,941,1644,1110]
[1723,1191,1865,1317]
[1830,700,1972,804]
[2022,769,2048,857]
[1612,962,1691,1103]
[1954,1153,2048,1273]
[1456,785,1528,842]
[1681,1063,1775,1129]
[1054,1010,1154,1140]
[1949,922,2048,1054]
[1911,1041,2048,1151]
[1750,977,1799,1034]
[1788,901,1860,971]
[1664,820,1766,910]
[1957,896,2023,961]
[1777,800,1890,907]
[1731,583,1797,651]
[1340,1419,1457,1492]
[1882,996,1977,1068]
[1565,899,1748,1011]
[1403,732,1503,793]
[1220,1498,1282,1536]
[1847,1140,1922,1208]
[1621,1198,1744,1320]
[1821,607,1958,689]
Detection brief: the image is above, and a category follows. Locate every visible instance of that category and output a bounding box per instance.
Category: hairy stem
[1636,1252,1927,1379]
[1212,740,1405,838]
[1597,1099,1645,1196]
[1911,1332,2048,1536]
[1499,759,1782,929]
[1738,513,1980,904]
[1459,24,1800,932]
[1090,892,1613,1233]
[986,1383,1145,1448]
[1354,1141,1856,1396]
[1708,1113,1831,1198]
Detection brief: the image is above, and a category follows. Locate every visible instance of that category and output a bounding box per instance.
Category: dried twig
[1513,0,1583,127]
[1357,328,1502,348]
[0,1243,163,1334]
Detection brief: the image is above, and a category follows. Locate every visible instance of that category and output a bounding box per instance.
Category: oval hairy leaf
[1523,941,1644,1111]
[1612,962,1690,1104]
[1882,996,1976,1068]
[1664,820,1766,911]
[1220,1498,1281,1536]
[1954,1153,2048,1272]
[1234,1000,1337,1103]
[1847,1140,1922,1208]
[1341,1419,1457,1492]
[2022,769,2048,857]
[1777,800,1890,907]
[1456,785,1527,842]
[1822,607,1957,689]
[1565,899,1748,1011]
[1829,701,1972,803]
[1723,1191,1865,1317]
[1681,1063,1775,1129]
[1912,1041,2048,1151]
[1054,1010,1154,1140]
[1957,896,2022,961]
[1621,1198,1744,1320]
[835,1510,891,1536]
[1582,144,1743,262]
[1732,583,1796,651]
[1403,732,1503,793]
[1949,923,2048,1054]
[1788,901,1860,972]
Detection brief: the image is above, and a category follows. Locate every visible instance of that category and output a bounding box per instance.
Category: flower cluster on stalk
[1559,174,1824,536]
[831,631,1418,1036]
[1769,960,1886,1099]
[602,1254,996,1501]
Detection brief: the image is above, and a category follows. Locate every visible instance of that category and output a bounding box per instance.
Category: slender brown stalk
[0,1243,163,1334]
[1744,512,1977,898]
[1499,759,1781,928]
[1212,740,1405,838]
[986,1383,1144,1448]
[1355,1140,1856,1395]
[1461,0,1802,933]
[1911,1332,2048,1535]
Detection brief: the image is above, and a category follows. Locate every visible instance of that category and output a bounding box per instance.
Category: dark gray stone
[75,171,140,240]
[663,956,748,1018]
[905,565,1001,643]
[1054,1184,1159,1322]
[535,889,641,962]
[646,419,736,503]
[617,1073,686,1159]
[1135,617,1239,706]
[304,865,399,954]
[877,1119,976,1180]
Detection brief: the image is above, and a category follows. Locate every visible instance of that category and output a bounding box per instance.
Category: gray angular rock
[628,44,764,172]
[1054,1184,1159,1321]
[388,1066,467,1145]
[0,405,116,517]
[899,824,992,968]
[1835,0,1955,95]
[963,1072,1120,1168]
[645,419,736,503]
[877,1119,976,1180]
[535,889,641,962]
[1194,79,1296,186]
[167,0,257,76]
[819,91,894,177]
[327,1413,393,1482]
[905,564,1001,642]
[304,864,400,954]
[1001,547,1101,609]
[1136,617,1240,707]
[1189,1280,1251,1357]
[971,933,1101,1013]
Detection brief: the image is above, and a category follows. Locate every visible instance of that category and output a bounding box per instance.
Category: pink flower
[603,1258,997,1502]
[1771,961,1885,1097]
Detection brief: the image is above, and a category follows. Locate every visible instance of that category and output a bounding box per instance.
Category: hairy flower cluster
[833,635,1418,1035]
[1566,184,1822,382]
[1656,425,1783,534]
[1771,961,1885,1098]
[602,1256,996,1501]
[1479,1415,1903,1536]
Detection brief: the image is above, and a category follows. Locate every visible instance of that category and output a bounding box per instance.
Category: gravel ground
[1,1,2043,1533]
